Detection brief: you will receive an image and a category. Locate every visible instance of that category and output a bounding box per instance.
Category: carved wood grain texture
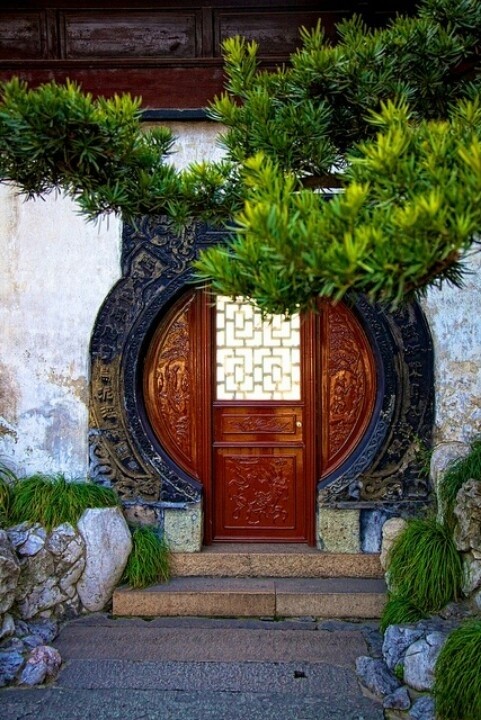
[143,291,199,479]
[0,2,415,106]
[321,303,376,477]
[214,451,301,538]
[143,290,377,541]
[60,11,200,59]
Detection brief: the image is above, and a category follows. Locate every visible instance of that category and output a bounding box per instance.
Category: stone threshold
[112,576,387,619]
[170,546,383,578]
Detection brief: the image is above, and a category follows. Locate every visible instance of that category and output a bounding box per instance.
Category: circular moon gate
[89,217,434,540]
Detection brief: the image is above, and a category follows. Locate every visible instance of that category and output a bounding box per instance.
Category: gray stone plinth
[164,503,202,553]
[317,507,360,553]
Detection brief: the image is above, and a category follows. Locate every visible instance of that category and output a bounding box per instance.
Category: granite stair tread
[170,546,383,578]
[112,575,387,619]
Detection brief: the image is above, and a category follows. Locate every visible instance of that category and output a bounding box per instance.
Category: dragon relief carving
[223,414,295,434]
[89,356,160,500]
[152,297,195,470]
[327,304,368,459]
[225,456,293,525]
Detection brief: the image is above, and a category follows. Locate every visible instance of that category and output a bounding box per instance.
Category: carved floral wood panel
[143,292,198,478]
[322,303,376,476]
[219,454,297,530]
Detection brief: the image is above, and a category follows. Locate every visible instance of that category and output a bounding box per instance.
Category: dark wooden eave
[0,1,418,109]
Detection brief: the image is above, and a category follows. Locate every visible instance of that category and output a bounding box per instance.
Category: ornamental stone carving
[89,215,434,513]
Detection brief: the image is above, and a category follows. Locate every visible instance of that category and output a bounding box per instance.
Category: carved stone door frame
[89,217,434,539]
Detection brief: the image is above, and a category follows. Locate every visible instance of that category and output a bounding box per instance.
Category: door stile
[300,311,318,547]
[197,288,214,545]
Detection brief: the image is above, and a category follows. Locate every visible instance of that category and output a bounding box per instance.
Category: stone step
[112,576,387,619]
[170,545,383,579]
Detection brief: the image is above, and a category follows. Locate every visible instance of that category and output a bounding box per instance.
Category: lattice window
[215,296,301,400]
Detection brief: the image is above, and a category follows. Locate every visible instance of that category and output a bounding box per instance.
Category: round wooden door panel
[143,290,377,492]
[143,290,201,480]
[319,302,377,478]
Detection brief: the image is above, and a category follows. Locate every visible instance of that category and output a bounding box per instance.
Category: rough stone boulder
[18,644,62,686]
[380,518,408,571]
[454,479,481,552]
[453,479,481,598]
[430,442,470,514]
[382,624,425,671]
[77,506,132,611]
[0,529,20,614]
[355,656,401,698]
[403,631,447,691]
[10,522,85,619]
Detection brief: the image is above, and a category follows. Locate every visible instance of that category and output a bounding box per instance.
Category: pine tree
[0,0,480,311]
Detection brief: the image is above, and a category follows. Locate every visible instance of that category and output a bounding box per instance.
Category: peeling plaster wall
[0,119,479,478]
[0,122,224,478]
[422,250,481,444]
[0,185,122,477]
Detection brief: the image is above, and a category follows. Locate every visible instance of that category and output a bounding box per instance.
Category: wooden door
[212,295,315,541]
[144,289,376,545]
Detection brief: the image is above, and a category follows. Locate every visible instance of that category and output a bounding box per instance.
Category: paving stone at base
[318,508,361,553]
[0,686,384,720]
[54,624,367,664]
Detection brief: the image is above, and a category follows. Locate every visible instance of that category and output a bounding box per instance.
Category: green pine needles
[381,517,463,629]
[122,525,171,589]
[434,620,481,720]
[0,77,178,222]
[7,473,119,530]
[0,0,480,309]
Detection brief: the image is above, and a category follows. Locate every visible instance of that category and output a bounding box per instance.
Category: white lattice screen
[215,296,301,400]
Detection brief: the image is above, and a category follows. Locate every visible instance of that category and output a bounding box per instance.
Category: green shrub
[434,620,481,720]
[8,473,119,529]
[122,526,170,589]
[439,438,481,527]
[386,517,463,615]
[380,593,427,633]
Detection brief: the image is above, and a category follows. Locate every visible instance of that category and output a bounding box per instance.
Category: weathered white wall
[0,122,224,479]
[0,119,479,479]
[422,250,481,444]
[0,186,122,477]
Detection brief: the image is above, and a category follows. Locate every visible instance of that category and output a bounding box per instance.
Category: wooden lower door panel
[213,447,306,541]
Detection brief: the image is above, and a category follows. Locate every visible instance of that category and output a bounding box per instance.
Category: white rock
[430,442,470,520]
[17,526,47,557]
[380,518,408,570]
[76,507,132,611]
[403,631,447,691]
[462,549,481,596]
[59,557,85,594]
[454,479,481,552]
[0,529,21,613]
[0,612,15,641]
[16,576,66,619]
[46,523,80,557]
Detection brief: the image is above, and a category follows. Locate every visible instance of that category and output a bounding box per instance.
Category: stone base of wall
[131,498,430,554]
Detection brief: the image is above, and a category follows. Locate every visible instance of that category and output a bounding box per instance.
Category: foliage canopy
[0,0,480,311]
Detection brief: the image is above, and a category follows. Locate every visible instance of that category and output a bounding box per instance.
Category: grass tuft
[380,593,427,633]
[439,438,481,527]
[8,473,119,529]
[0,461,17,527]
[434,620,481,720]
[386,517,463,616]
[122,525,171,589]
